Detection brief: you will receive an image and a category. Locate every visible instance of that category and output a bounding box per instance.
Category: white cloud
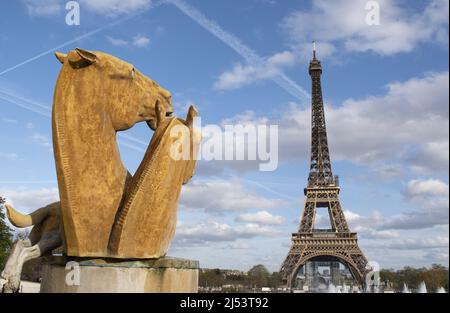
[2,118,17,124]
[387,236,449,250]
[368,178,449,230]
[423,250,449,264]
[224,242,251,250]
[337,186,448,236]
[79,0,151,16]
[342,210,400,238]
[321,72,448,171]
[214,51,297,91]
[282,0,449,56]
[0,152,19,160]
[23,0,61,16]
[22,0,152,17]
[214,0,449,92]
[180,180,285,213]
[30,133,51,148]
[211,71,449,175]
[105,34,151,48]
[377,179,449,230]
[341,177,449,231]
[235,211,285,225]
[167,0,309,101]
[214,63,267,91]
[106,35,128,46]
[174,219,282,245]
[360,229,400,239]
[267,51,296,67]
[381,207,449,230]
[132,34,151,47]
[362,233,449,267]
[304,209,401,238]
[405,179,449,199]
[409,141,450,175]
[0,187,59,211]
[155,26,165,36]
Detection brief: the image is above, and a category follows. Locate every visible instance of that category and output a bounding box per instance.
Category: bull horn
[5,204,51,228]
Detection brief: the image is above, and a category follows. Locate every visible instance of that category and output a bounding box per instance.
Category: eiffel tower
[280,43,369,289]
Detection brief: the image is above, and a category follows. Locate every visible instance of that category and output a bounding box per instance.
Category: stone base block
[40,256,198,293]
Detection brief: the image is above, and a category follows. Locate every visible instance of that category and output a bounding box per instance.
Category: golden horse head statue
[53,48,198,258]
[54,48,174,131]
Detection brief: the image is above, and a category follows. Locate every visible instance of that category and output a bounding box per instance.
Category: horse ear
[75,48,97,64]
[55,52,67,64]
[68,48,97,69]
[186,105,198,127]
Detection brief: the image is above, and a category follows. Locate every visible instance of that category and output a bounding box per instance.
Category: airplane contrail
[119,133,149,147]
[241,177,300,202]
[0,91,51,118]
[2,0,309,101]
[165,0,310,104]
[0,180,57,184]
[0,1,164,76]
[0,88,148,152]
[0,19,126,76]
[116,140,146,153]
[0,88,51,111]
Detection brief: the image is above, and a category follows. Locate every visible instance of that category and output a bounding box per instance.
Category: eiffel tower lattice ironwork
[280,43,369,288]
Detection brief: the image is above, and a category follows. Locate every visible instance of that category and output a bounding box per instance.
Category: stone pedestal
[40,256,198,293]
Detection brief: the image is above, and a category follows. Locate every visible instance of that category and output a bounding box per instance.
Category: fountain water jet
[417,281,427,293]
[327,283,337,293]
[402,283,411,293]
[342,283,350,293]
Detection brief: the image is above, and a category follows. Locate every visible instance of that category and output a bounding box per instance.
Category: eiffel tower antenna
[280,45,370,290]
[312,41,317,59]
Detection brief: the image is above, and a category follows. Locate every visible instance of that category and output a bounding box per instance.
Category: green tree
[248,264,270,288]
[422,264,448,291]
[0,197,13,270]
[269,271,282,288]
[199,269,224,287]
[380,265,449,292]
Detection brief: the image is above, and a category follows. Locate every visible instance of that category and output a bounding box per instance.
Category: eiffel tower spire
[279,43,370,289]
[308,41,334,188]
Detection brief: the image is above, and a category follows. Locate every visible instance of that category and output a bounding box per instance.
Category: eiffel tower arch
[280,43,370,290]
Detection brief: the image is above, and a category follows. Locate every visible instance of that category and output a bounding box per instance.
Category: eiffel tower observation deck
[280,43,370,290]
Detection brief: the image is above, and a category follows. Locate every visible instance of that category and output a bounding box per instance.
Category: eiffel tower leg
[280,245,306,289]
[281,255,300,288]
[329,198,349,232]
[350,252,370,286]
[300,200,316,232]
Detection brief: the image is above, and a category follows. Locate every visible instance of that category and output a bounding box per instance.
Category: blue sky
[0,0,449,272]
